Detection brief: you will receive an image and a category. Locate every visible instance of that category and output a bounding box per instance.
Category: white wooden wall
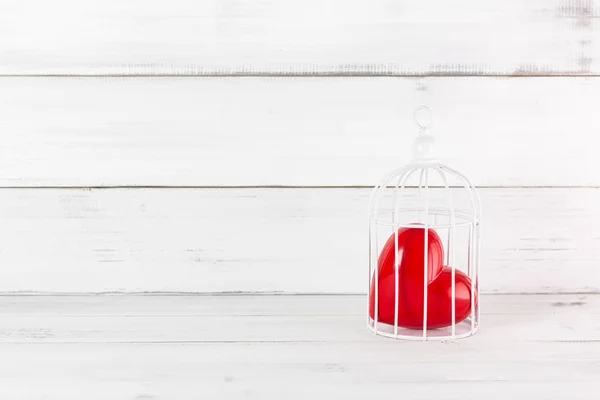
[1,0,599,294]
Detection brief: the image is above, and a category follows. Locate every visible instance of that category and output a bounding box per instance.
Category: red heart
[369,227,475,329]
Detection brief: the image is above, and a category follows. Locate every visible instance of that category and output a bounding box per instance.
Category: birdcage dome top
[369,107,481,228]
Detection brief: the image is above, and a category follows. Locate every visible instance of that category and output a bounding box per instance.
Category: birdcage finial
[414,105,432,134]
[411,106,437,163]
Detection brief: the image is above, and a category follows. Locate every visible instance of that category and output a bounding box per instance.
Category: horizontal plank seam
[0,340,372,345]
[3,74,600,78]
[0,292,598,296]
[0,340,598,345]
[0,186,599,190]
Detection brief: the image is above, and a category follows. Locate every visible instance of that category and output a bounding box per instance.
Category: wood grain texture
[1,188,598,294]
[0,0,599,76]
[0,294,598,399]
[1,77,599,187]
[0,294,598,343]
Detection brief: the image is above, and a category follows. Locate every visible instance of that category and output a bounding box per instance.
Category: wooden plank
[1,357,598,400]
[0,294,598,399]
[0,188,598,294]
[0,294,597,343]
[0,0,599,76]
[1,77,599,187]
[0,293,593,317]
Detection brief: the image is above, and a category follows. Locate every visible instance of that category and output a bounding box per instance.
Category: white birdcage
[368,107,482,340]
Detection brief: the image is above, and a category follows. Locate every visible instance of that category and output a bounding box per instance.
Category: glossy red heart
[369,227,475,329]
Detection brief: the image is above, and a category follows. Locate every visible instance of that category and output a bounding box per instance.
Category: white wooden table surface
[1,294,598,399]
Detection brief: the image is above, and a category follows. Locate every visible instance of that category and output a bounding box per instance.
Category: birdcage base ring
[367,319,479,341]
